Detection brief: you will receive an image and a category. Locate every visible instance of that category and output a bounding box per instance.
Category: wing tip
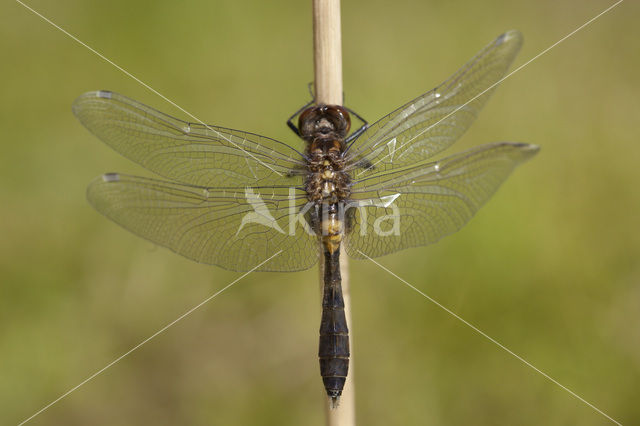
[72,90,115,117]
[96,90,113,99]
[497,30,523,45]
[519,143,540,154]
[86,173,121,200]
[498,142,540,156]
[102,172,121,182]
[511,142,540,162]
[76,89,114,99]
[86,171,120,191]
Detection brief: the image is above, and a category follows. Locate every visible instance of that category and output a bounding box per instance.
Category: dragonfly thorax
[305,155,350,203]
[300,105,352,206]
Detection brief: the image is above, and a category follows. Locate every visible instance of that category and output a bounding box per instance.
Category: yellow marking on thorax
[323,169,335,179]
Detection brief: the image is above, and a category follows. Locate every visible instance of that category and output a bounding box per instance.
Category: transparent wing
[345,30,523,174]
[344,143,539,259]
[73,91,305,188]
[87,173,320,272]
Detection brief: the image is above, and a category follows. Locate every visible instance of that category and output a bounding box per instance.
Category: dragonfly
[73,30,538,406]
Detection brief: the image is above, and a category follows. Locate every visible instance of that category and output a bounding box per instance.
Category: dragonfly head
[298,104,351,142]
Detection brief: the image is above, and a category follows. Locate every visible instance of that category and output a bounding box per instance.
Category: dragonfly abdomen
[319,246,349,406]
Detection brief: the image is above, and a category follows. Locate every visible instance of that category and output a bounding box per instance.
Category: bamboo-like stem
[313,0,343,105]
[312,1,355,425]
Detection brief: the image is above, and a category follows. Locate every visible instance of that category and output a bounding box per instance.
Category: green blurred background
[2,0,638,424]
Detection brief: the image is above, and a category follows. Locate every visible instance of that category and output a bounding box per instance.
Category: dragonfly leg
[307,81,315,99]
[344,106,368,144]
[287,98,315,137]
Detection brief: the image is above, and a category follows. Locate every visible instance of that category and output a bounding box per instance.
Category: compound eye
[328,105,351,135]
[298,108,314,130]
[298,107,319,138]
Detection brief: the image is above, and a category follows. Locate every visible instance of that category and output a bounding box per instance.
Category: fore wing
[345,30,523,174]
[73,91,305,188]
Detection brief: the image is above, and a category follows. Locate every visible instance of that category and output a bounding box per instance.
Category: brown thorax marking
[300,105,352,206]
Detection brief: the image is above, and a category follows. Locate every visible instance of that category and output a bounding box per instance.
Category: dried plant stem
[312,1,355,425]
[313,0,343,105]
